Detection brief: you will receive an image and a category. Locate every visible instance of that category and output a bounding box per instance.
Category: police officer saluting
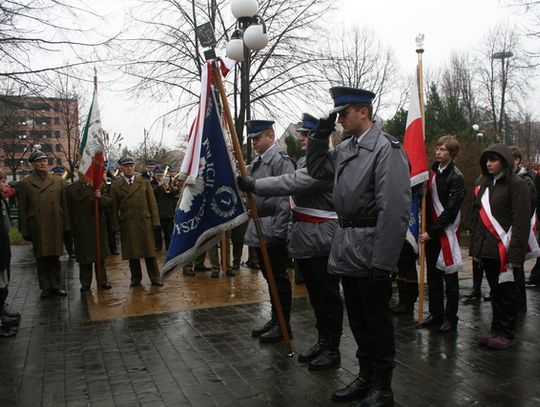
[238,113,343,369]
[242,120,296,343]
[307,87,411,406]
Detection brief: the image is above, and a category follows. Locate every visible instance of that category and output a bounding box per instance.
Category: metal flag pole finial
[415,34,425,54]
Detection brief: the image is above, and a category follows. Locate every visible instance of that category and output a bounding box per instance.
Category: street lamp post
[226,0,268,163]
[492,50,514,144]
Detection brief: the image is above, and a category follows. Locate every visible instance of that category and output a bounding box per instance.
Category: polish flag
[403,70,428,187]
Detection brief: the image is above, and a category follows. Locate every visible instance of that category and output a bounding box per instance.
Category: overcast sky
[91,0,535,148]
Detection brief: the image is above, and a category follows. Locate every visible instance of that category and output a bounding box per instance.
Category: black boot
[251,320,275,337]
[298,334,322,363]
[392,281,416,314]
[0,288,20,328]
[309,335,340,371]
[356,369,394,407]
[331,363,373,402]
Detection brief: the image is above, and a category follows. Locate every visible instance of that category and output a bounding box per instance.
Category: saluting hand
[313,112,337,140]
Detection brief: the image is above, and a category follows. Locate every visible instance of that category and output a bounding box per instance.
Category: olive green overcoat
[19,171,69,258]
[111,176,160,260]
[66,181,111,264]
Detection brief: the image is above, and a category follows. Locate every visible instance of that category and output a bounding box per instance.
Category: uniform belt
[338,217,377,228]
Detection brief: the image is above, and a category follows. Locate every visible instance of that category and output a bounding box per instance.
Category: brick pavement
[1,246,540,406]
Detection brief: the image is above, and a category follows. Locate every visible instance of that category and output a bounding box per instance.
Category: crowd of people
[1,85,540,407]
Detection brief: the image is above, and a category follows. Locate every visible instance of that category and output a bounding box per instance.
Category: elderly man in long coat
[66,178,112,292]
[19,150,70,298]
[111,156,163,287]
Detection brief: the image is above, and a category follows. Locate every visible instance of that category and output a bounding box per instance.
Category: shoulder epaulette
[278,151,297,169]
[383,133,401,149]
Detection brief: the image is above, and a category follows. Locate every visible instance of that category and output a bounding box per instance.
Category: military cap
[245,120,275,139]
[28,150,47,163]
[51,166,65,175]
[297,113,318,132]
[329,87,376,114]
[154,168,165,174]
[170,166,178,172]
[144,160,156,166]
[118,156,135,166]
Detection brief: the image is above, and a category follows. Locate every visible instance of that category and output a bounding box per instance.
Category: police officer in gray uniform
[238,113,343,369]
[307,87,410,407]
[242,120,296,343]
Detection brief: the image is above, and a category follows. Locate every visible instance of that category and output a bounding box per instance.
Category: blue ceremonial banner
[162,90,248,276]
[405,185,421,253]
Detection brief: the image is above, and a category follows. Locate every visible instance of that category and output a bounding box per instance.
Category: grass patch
[9,227,29,245]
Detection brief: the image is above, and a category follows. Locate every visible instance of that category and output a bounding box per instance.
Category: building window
[56,158,62,165]
[55,144,62,152]
[41,144,52,152]
[47,158,54,165]
[54,131,60,138]
[39,117,51,126]
[29,103,50,111]
[54,117,60,125]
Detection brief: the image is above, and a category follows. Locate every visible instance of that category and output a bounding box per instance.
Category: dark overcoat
[111,176,160,260]
[19,171,69,258]
[66,181,110,264]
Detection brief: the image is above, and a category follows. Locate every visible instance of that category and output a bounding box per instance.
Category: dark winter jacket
[426,161,466,238]
[469,144,531,265]
[516,166,536,217]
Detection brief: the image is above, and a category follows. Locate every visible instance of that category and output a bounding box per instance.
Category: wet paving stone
[2,246,540,406]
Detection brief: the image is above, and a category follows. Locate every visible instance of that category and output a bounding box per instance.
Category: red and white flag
[78,81,105,191]
[403,69,428,187]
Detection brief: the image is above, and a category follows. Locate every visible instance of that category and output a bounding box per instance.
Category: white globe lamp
[231,0,258,19]
[243,24,268,50]
[226,37,245,62]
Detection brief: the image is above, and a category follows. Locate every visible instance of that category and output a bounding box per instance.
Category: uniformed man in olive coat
[307,87,411,406]
[238,113,343,370]
[19,150,70,298]
[66,177,112,292]
[111,156,163,287]
[242,120,296,343]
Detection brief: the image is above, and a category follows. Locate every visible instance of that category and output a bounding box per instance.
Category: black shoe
[259,324,292,343]
[438,319,457,333]
[0,326,17,337]
[151,281,164,286]
[232,262,240,270]
[298,342,322,363]
[101,283,112,290]
[80,286,90,292]
[242,261,259,270]
[183,269,195,276]
[483,295,492,302]
[331,375,372,402]
[465,290,481,299]
[130,282,141,288]
[251,320,275,337]
[1,308,20,320]
[226,268,236,276]
[1,313,20,327]
[194,265,211,272]
[356,370,394,407]
[211,270,220,278]
[391,302,414,314]
[526,279,539,287]
[308,349,340,370]
[52,288,67,296]
[420,314,443,328]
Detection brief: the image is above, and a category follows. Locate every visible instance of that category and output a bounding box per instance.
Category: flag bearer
[241,120,295,343]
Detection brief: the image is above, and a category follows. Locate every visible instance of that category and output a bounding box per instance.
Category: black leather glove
[313,112,337,140]
[237,175,256,192]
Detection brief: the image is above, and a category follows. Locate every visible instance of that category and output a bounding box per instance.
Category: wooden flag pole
[220,231,227,274]
[416,38,427,325]
[212,63,293,356]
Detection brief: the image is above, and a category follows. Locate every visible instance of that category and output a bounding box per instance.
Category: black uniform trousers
[129,258,160,285]
[79,261,108,289]
[155,217,174,251]
[341,275,394,371]
[36,256,62,290]
[482,258,518,339]
[426,238,459,322]
[255,239,292,323]
[296,256,343,340]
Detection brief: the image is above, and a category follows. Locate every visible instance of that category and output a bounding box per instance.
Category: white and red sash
[289,197,338,223]
[429,173,463,274]
[476,186,540,282]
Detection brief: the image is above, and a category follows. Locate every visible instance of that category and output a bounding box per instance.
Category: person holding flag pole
[70,70,111,292]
